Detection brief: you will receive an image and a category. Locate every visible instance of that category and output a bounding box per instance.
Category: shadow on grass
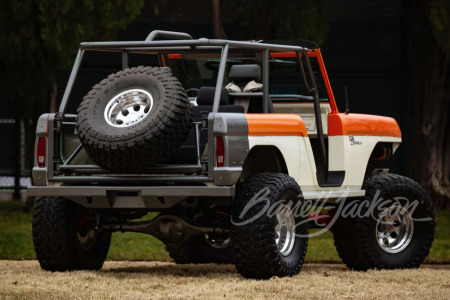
[101,261,450,279]
[100,263,237,278]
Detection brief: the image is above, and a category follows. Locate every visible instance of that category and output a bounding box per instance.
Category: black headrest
[229,64,261,82]
[196,87,229,105]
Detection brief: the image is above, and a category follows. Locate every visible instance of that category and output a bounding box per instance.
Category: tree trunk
[404,0,450,209]
[49,76,58,114]
[253,0,275,39]
[212,0,227,39]
[235,0,275,40]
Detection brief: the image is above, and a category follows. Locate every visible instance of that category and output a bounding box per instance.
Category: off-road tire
[334,173,435,270]
[332,201,368,271]
[76,66,192,172]
[165,235,232,264]
[231,173,308,279]
[32,196,111,271]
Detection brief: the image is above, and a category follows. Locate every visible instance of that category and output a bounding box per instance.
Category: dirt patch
[0,261,449,299]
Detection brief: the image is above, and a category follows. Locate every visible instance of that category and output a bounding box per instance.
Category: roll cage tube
[210,46,328,181]
[59,49,85,114]
[313,49,338,113]
[296,51,328,177]
[262,49,270,113]
[58,36,327,143]
[212,44,229,113]
[212,46,271,113]
[145,30,193,42]
[59,32,315,114]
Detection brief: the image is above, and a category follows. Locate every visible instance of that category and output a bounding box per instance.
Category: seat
[167,87,244,164]
[227,64,274,113]
[229,64,262,90]
[193,86,243,121]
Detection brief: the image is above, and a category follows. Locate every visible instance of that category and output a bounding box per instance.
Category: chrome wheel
[376,204,414,254]
[104,89,153,127]
[275,204,296,256]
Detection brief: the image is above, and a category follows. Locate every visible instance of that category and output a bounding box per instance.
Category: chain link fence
[0,117,31,198]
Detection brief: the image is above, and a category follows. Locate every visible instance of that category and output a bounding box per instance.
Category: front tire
[32,197,111,271]
[231,173,308,279]
[334,173,435,270]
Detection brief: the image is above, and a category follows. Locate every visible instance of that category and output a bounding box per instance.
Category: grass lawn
[0,200,448,263]
[2,261,449,299]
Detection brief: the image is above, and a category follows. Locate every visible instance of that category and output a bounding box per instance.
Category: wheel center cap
[104,89,153,128]
[386,224,394,233]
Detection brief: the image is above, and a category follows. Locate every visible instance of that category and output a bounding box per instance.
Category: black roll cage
[59,30,320,116]
[55,30,327,183]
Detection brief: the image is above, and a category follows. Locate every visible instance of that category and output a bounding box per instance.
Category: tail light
[216,136,225,167]
[37,137,46,168]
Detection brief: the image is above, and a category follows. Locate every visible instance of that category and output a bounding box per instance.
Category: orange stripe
[270,52,296,58]
[270,52,317,58]
[328,113,401,137]
[314,49,338,114]
[160,54,166,66]
[46,114,50,136]
[245,114,308,137]
[270,50,338,114]
[168,54,182,59]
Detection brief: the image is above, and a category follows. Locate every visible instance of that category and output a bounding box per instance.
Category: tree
[235,0,328,43]
[0,0,144,179]
[212,0,228,39]
[403,0,450,208]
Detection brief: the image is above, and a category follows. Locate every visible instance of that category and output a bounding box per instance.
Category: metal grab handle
[145,30,193,41]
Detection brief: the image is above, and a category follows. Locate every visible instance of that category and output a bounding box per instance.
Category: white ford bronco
[29,30,435,279]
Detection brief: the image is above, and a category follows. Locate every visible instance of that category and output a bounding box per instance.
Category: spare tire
[76,66,192,172]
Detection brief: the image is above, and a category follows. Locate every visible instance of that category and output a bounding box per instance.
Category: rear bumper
[28,185,235,209]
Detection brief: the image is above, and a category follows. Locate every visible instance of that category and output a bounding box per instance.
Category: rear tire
[32,197,111,271]
[231,173,308,279]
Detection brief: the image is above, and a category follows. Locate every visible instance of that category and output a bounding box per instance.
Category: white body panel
[248,134,401,196]
[264,103,402,197]
[329,135,401,188]
[247,136,309,186]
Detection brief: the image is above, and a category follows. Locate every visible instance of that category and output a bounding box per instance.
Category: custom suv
[29,30,435,279]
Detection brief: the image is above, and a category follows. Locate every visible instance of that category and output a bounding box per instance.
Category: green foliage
[0,0,50,109]
[108,232,170,261]
[273,0,328,43]
[429,0,450,53]
[0,0,144,113]
[0,201,35,260]
[429,210,450,262]
[37,0,144,67]
[0,201,449,263]
[235,0,328,45]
